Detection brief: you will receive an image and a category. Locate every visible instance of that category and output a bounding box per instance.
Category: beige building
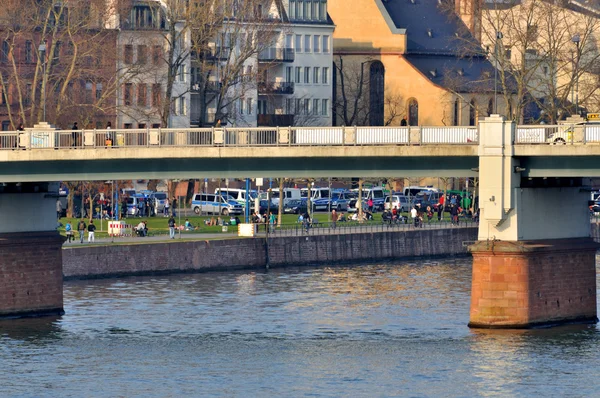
[328,0,509,126]
[478,0,600,121]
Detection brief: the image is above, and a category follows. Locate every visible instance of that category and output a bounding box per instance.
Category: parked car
[258,199,277,214]
[283,199,308,214]
[384,194,410,212]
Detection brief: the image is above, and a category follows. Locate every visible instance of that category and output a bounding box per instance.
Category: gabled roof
[381,0,469,54]
[379,0,505,93]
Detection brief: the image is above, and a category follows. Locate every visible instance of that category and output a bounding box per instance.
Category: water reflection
[0,258,598,397]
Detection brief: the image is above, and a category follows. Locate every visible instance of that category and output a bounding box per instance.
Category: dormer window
[429,69,437,78]
[457,68,464,76]
[427,29,433,38]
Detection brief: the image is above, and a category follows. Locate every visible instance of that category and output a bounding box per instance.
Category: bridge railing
[515,124,600,144]
[0,125,480,150]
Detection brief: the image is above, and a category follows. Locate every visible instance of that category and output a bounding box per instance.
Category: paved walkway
[63,221,478,246]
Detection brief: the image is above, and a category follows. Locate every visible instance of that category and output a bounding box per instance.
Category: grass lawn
[58,210,462,239]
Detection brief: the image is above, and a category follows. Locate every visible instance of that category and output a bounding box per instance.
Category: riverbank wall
[63,227,478,279]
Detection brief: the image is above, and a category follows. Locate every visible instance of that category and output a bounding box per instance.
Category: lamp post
[38,43,47,122]
[494,31,503,114]
[572,34,581,115]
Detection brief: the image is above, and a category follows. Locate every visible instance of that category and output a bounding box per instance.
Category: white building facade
[115,0,191,129]
[191,0,334,127]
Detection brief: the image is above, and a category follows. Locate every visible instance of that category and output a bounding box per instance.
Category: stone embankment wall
[592,222,600,242]
[63,227,478,279]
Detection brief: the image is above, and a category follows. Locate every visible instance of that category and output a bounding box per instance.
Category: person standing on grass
[78,219,87,243]
[87,220,96,243]
[168,215,176,239]
[56,199,62,220]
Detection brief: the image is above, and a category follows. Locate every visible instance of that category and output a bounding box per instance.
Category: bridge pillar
[0,182,64,318]
[469,115,598,328]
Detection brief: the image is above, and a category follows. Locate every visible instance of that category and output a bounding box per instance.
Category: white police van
[192,193,243,215]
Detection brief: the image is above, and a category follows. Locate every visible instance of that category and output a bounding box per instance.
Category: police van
[192,193,243,215]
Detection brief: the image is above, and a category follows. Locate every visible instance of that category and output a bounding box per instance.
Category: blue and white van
[192,193,243,215]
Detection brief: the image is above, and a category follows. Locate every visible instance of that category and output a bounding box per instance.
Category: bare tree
[0,0,129,129]
[451,0,600,122]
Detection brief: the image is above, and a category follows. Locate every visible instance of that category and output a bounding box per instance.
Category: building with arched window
[329,0,511,126]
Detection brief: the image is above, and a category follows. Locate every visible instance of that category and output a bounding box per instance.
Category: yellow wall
[329,0,500,126]
[328,0,406,53]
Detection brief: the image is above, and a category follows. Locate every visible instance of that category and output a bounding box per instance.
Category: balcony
[202,47,231,62]
[258,47,295,63]
[258,81,294,95]
[257,114,295,127]
[191,81,222,93]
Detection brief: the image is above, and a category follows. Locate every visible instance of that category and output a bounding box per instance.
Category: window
[124,123,132,129]
[1,41,7,63]
[469,99,477,126]
[304,35,311,52]
[153,45,162,65]
[239,98,244,114]
[454,99,460,125]
[152,84,161,107]
[137,45,147,64]
[304,67,310,84]
[0,87,4,105]
[138,84,147,107]
[322,99,329,116]
[289,0,296,18]
[178,65,186,82]
[123,83,133,106]
[286,98,293,114]
[124,45,133,64]
[286,34,293,49]
[296,67,302,83]
[179,97,186,115]
[313,67,320,84]
[85,81,93,103]
[286,66,293,82]
[53,41,61,62]
[322,67,329,84]
[304,99,310,115]
[313,99,320,115]
[25,83,31,105]
[312,0,318,20]
[96,83,103,100]
[319,0,326,20]
[313,35,320,52]
[295,35,302,52]
[296,98,302,114]
[322,36,330,53]
[303,0,309,19]
[408,98,419,126]
[25,41,33,63]
[1,121,9,131]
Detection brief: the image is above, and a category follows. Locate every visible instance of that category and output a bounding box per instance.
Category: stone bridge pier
[0,182,64,318]
[469,116,598,328]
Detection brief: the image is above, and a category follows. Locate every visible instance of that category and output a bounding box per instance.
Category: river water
[1,258,600,397]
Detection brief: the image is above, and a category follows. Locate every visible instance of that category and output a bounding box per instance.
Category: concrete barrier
[63,227,477,280]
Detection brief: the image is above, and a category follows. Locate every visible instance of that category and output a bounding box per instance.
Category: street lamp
[572,34,581,115]
[38,43,47,122]
[494,31,503,114]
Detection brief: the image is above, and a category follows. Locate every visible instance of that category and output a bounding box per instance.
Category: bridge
[1,115,599,329]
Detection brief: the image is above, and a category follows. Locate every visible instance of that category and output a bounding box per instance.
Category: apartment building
[190,0,334,127]
[116,0,190,129]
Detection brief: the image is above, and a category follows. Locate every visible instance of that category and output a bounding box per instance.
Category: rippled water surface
[1,258,600,397]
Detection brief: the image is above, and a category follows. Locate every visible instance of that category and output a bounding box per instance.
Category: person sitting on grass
[136,221,147,237]
[184,219,197,231]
